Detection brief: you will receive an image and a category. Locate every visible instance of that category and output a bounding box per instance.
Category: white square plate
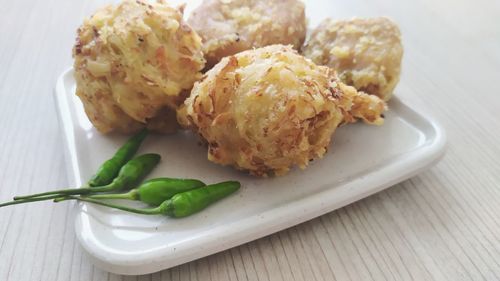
[55,67,445,275]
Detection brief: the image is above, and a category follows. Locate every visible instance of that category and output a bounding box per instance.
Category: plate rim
[55,68,447,275]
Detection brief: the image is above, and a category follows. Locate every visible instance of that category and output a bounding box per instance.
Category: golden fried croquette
[73,0,205,134]
[188,0,306,67]
[302,17,403,101]
[74,69,144,133]
[178,45,386,176]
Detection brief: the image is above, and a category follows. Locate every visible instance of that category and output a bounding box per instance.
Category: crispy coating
[178,45,386,176]
[302,17,403,101]
[188,0,306,67]
[73,0,205,134]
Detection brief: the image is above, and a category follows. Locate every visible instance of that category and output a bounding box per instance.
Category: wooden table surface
[1,0,499,280]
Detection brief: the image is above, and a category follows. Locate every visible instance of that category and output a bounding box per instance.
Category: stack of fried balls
[73,0,403,176]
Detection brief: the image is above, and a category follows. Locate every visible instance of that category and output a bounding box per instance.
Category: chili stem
[86,191,135,201]
[61,195,160,215]
[53,191,134,203]
[13,186,109,200]
[53,197,72,203]
[0,194,66,208]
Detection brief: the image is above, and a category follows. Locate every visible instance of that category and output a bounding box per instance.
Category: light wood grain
[1,0,499,280]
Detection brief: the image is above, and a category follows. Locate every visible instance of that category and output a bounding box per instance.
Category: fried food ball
[188,0,306,67]
[178,45,386,176]
[302,17,403,101]
[73,0,205,134]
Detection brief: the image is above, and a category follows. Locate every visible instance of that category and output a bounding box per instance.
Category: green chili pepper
[12,153,161,201]
[88,128,148,187]
[57,178,206,206]
[164,181,240,217]
[11,129,148,201]
[61,181,240,218]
